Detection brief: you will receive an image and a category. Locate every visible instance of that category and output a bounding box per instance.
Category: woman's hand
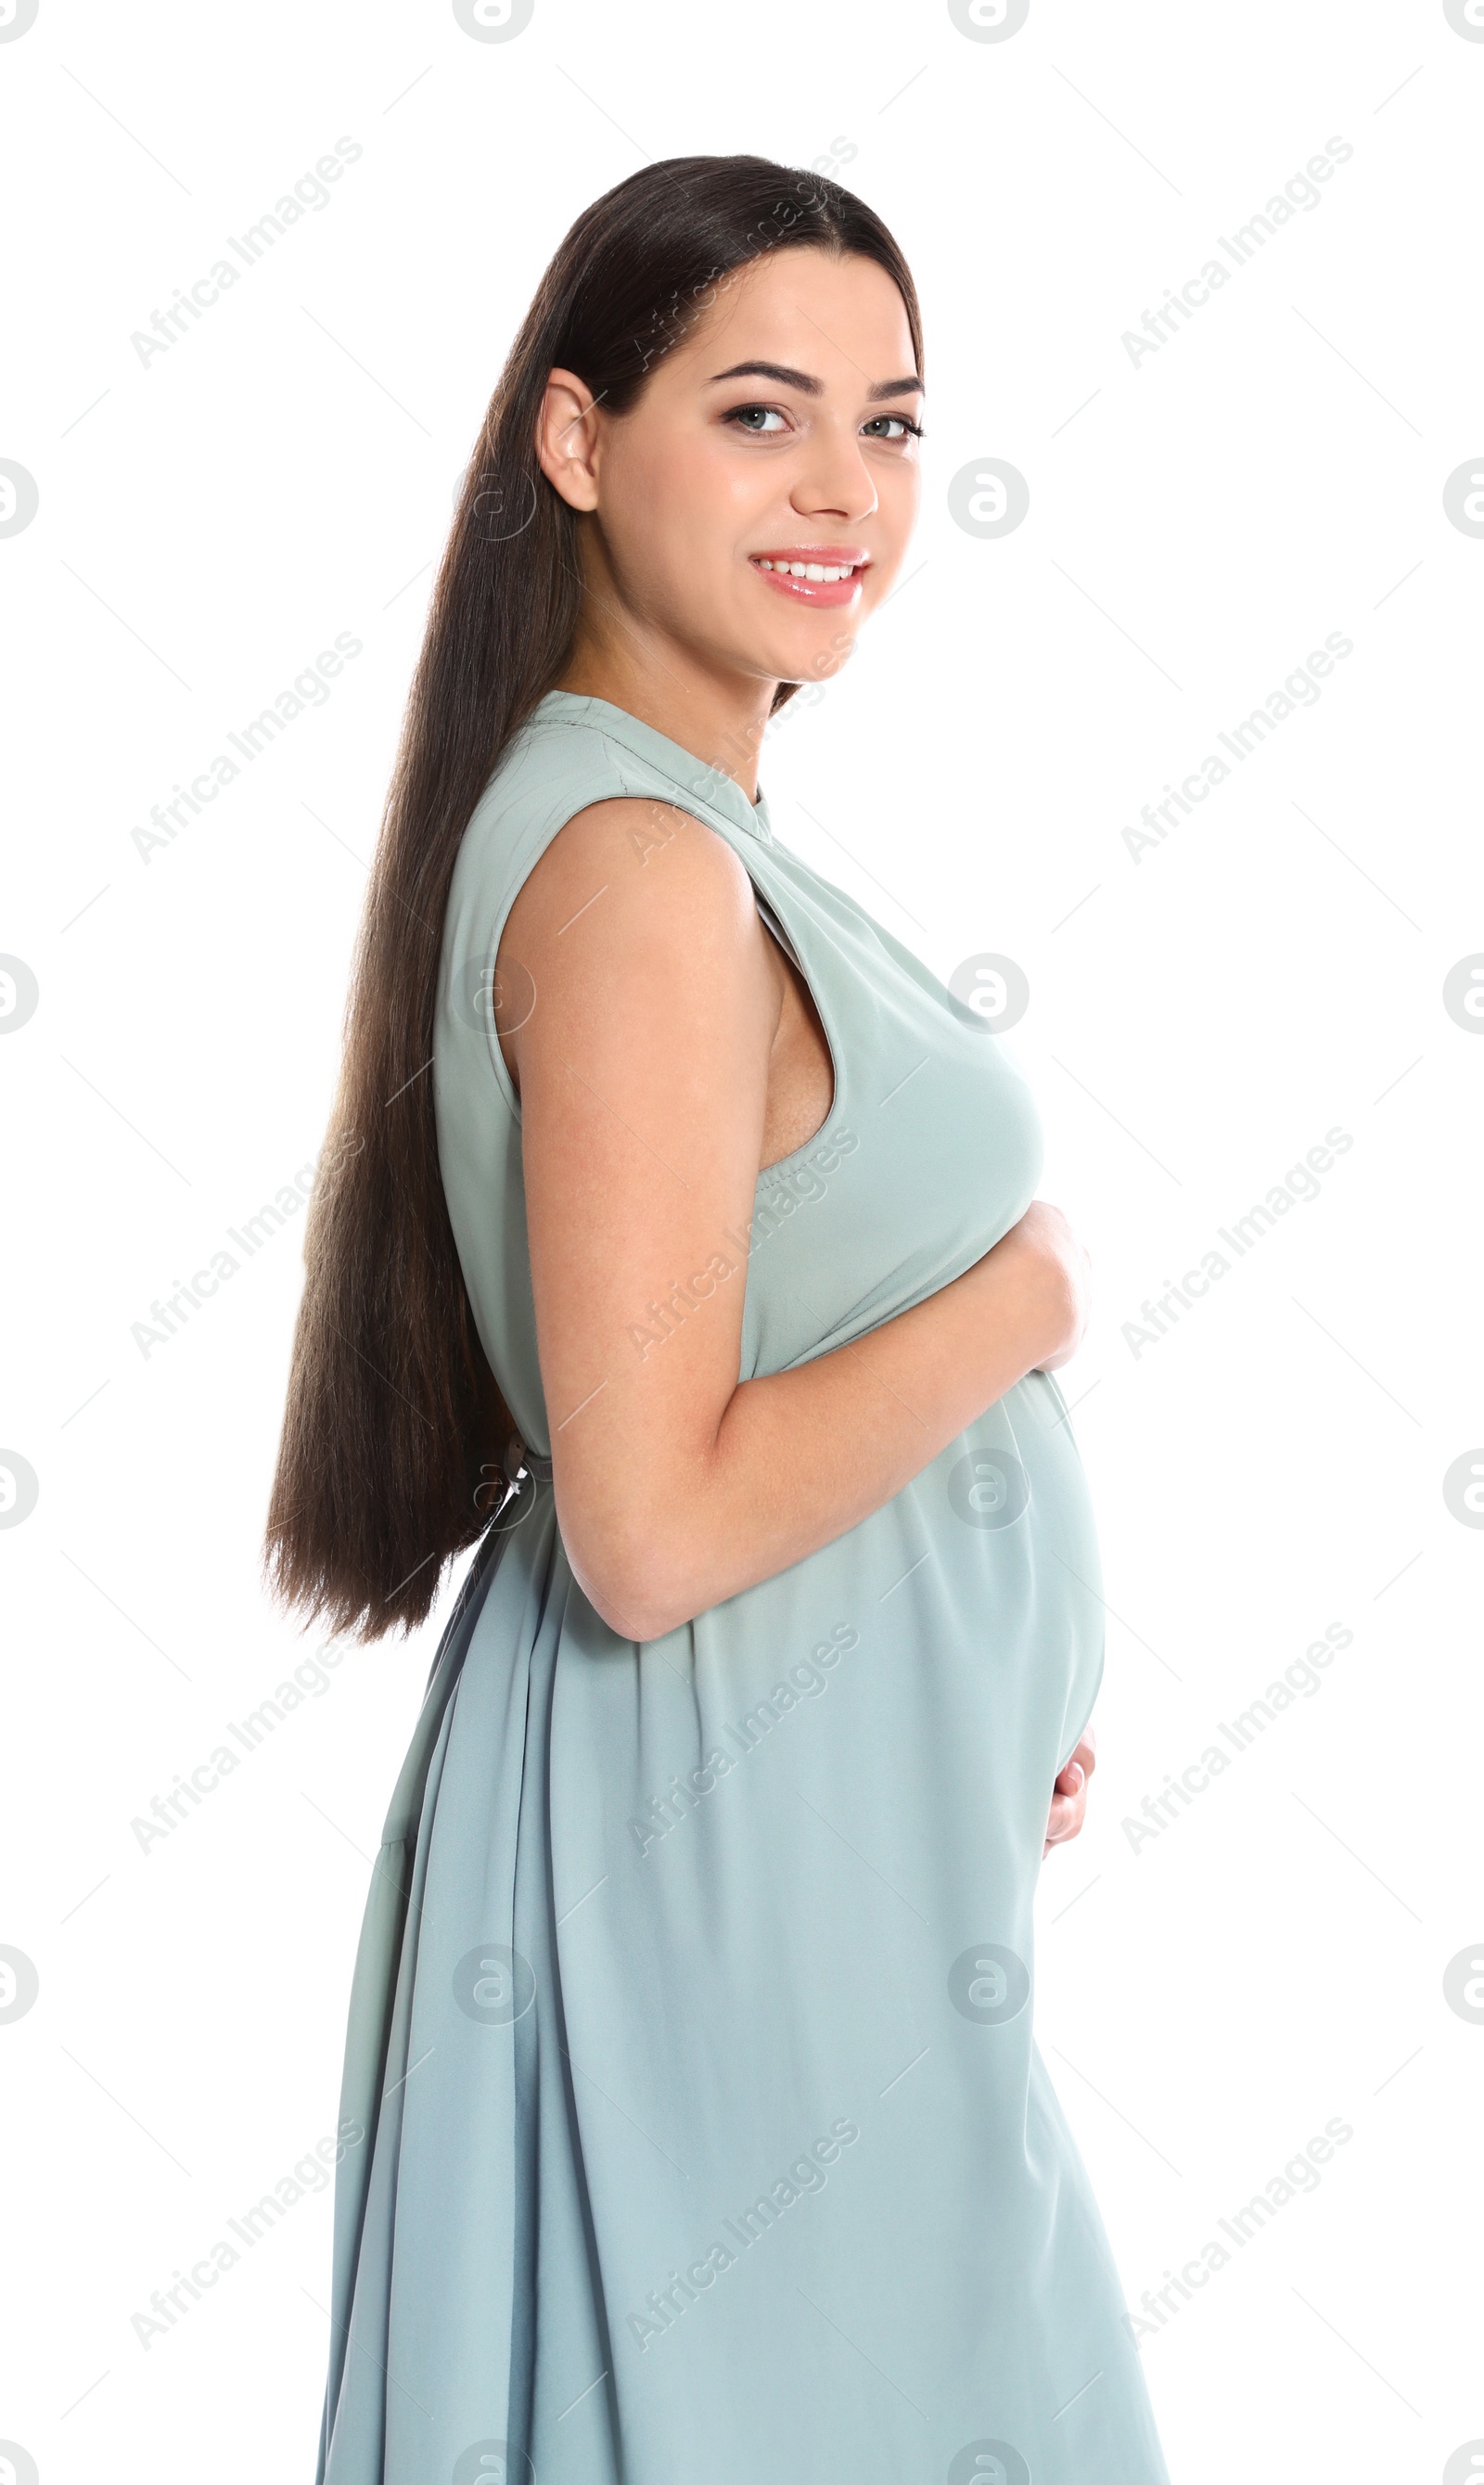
[987,1201,1092,1375]
[1043,1726,1096,1857]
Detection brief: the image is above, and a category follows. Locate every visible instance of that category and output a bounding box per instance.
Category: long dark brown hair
[263,153,924,1641]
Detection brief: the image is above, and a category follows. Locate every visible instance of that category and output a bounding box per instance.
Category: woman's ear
[536,368,602,512]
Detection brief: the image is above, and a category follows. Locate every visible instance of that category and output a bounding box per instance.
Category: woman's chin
[748,622,860,687]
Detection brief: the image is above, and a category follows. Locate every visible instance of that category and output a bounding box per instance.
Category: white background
[2,1,1481,2479]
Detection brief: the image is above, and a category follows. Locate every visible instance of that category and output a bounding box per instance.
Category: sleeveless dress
[315,690,1171,2485]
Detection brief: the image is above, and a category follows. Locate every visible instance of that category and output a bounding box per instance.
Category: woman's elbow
[558,1510,693,1645]
[583,1574,693,1646]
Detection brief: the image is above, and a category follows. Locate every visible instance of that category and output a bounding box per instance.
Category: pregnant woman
[267,156,1171,2485]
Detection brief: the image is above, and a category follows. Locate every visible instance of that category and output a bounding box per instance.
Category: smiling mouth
[748,550,869,602]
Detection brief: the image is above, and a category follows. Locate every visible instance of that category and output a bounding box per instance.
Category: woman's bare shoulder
[496,797,781,1090]
[503,796,757,941]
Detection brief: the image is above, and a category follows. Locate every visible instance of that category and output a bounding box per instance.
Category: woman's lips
[748,552,868,608]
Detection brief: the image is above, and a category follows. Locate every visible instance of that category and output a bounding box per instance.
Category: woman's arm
[501,797,1087,1641]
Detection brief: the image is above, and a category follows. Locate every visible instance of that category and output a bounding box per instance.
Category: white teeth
[754,557,859,583]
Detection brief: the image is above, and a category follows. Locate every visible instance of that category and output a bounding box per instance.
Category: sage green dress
[316,691,1171,2484]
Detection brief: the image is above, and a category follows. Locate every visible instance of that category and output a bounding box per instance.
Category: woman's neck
[556,635,778,805]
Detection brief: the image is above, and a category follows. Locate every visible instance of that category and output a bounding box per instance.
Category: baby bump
[911,1369,1106,1770]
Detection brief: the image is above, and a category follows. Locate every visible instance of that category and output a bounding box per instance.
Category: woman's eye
[862,415,923,442]
[725,403,789,434]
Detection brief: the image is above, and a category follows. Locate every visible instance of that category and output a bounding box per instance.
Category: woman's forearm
[566,1223,1071,1639]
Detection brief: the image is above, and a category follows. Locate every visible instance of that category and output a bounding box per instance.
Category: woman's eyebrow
[706,359,924,402]
[706,359,822,395]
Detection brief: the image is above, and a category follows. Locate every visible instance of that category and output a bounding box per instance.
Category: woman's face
[541,245,924,694]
